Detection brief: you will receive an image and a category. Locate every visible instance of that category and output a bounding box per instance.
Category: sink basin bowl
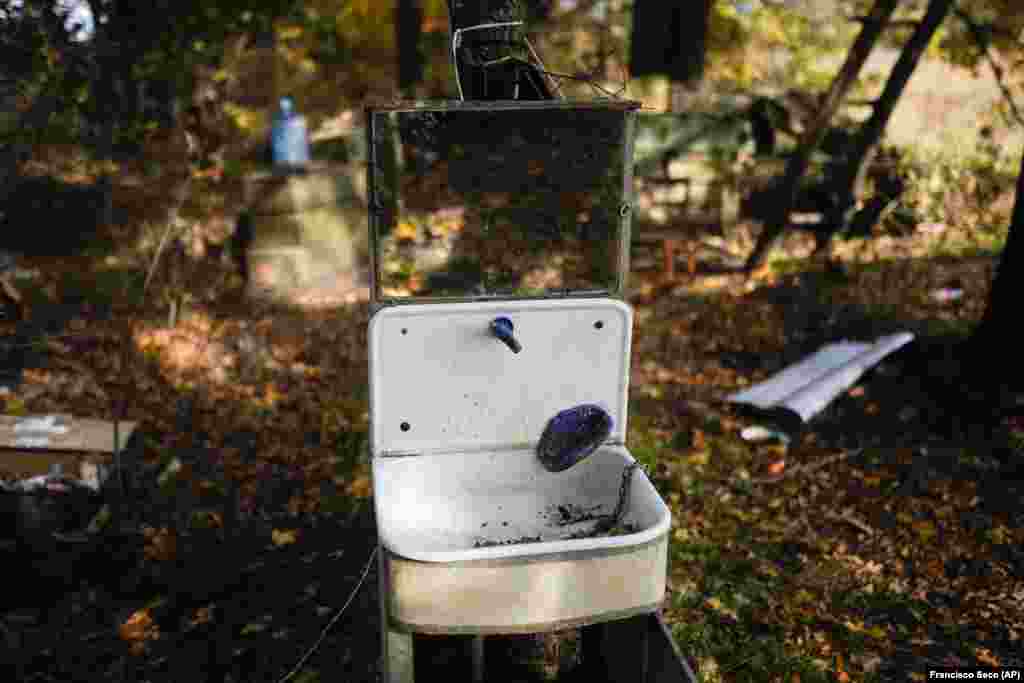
[374,445,669,562]
[373,445,671,634]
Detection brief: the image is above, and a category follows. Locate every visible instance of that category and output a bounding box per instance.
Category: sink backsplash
[369,298,631,457]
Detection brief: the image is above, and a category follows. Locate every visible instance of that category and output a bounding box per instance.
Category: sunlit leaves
[271,527,299,546]
[119,608,160,654]
[143,526,178,562]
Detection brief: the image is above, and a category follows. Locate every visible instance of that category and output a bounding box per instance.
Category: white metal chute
[728,332,914,425]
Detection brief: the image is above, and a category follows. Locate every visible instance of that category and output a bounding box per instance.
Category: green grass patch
[749,540,807,575]
[831,589,928,636]
[767,257,806,276]
[627,416,670,470]
[918,316,974,339]
[333,428,368,471]
[672,619,834,683]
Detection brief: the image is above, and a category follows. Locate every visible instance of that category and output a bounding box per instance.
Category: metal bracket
[451,21,524,101]
[450,20,563,101]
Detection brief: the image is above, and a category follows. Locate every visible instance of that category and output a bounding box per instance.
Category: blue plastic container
[270,97,310,168]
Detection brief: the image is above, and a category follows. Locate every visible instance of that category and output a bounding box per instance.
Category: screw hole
[400,421,410,432]
[594,321,604,329]
[401,328,408,335]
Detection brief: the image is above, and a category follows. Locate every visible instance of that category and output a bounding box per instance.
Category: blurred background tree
[2,0,1022,284]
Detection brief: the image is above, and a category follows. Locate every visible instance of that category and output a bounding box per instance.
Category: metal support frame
[380,607,697,682]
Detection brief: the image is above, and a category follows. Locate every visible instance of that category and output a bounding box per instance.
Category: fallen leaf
[345,474,372,498]
[144,527,177,562]
[272,528,299,547]
[703,596,739,621]
[689,450,710,466]
[241,622,268,636]
[976,647,1000,667]
[869,624,887,638]
[394,220,419,241]
[989,525,1011,544]
[198,605,216,623]
[119,609,156,643]
[262,383,284,407]
[767,460,786,476]
[912,519,937,542]
[842,616,882,639]
[834,654,848,681]
[4,397,27,416]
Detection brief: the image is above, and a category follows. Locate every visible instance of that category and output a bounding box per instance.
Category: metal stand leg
[647,613,700,683]
[582,615,649,683]
[386,630,415,683]
[471,636,485,683]
[379,546,414,683]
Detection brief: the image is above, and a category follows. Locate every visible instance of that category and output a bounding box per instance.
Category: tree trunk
[630,0,711,86]
[743,0,900,271]
[969,146,1024,392]
[825,0,954,243]
[397,0,424,97]
[93,52,118,229]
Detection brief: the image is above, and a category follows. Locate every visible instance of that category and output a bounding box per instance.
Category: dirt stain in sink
[543,503,604,526]
[561,522,638,539]
[473,535,542,548]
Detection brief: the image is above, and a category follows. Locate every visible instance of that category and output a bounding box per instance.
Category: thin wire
[536,67,626,100]
[524,36,565,99]
[277,545,379,683]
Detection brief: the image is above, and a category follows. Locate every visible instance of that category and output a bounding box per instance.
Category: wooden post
[662,240,678,279]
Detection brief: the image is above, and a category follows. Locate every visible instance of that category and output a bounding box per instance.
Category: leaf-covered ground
[2,174,1023,682]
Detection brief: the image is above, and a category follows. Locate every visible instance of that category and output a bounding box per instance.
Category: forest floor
[1,168,1023,683]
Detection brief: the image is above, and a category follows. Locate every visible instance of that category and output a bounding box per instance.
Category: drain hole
[594,320,604,330]
[400,421,410,432]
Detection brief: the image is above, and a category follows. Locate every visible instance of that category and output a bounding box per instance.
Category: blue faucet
[490,317,521,354]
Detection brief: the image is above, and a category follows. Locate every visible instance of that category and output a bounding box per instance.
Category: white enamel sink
[369,299,672,632]
[373,445,670,563]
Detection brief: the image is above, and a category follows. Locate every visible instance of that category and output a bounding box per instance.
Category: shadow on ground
[1,176,114,258]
